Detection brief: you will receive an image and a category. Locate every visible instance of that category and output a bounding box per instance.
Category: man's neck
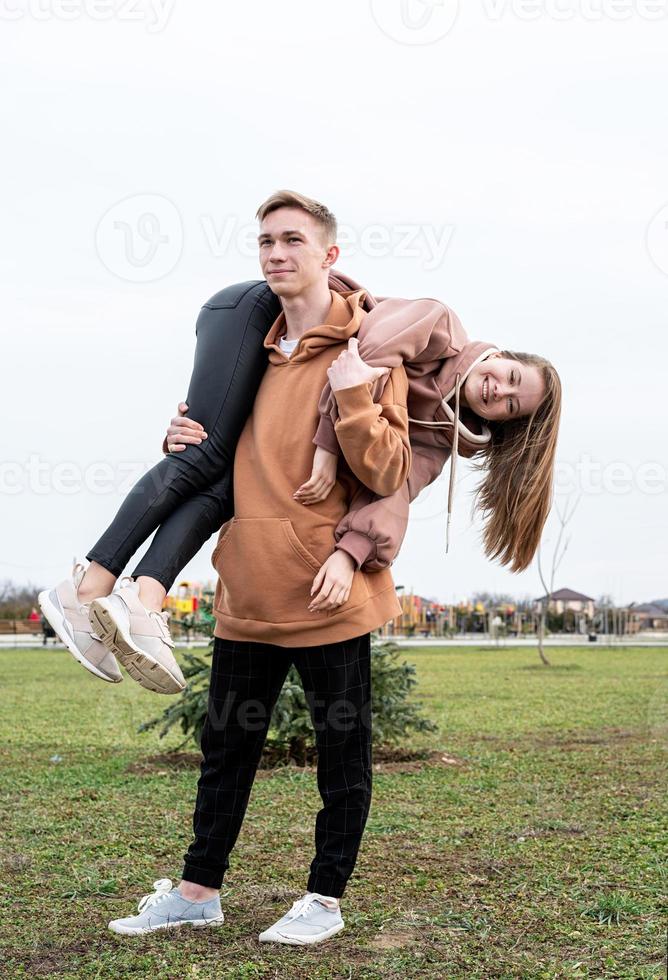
[281,279,333,340]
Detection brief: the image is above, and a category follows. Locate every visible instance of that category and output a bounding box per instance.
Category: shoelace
[137,878,174,913]
[149,610,175,648]
[117,576,175,648]
[282,893,338,924]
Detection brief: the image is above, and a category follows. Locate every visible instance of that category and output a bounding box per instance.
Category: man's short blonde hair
[255,190,337,243]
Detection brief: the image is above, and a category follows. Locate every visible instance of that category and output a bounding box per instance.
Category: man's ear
[322,243,340,269]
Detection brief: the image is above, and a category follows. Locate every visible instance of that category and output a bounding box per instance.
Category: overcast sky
[2,1,667,606]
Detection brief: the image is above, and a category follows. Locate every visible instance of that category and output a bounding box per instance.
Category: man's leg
[181,636,292,890]
[295,632,373,899]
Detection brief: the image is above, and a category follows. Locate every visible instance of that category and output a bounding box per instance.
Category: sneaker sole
[88,597,185,695]
[109,914,225,936]
[258,921,345,945]
[37,589,120,684]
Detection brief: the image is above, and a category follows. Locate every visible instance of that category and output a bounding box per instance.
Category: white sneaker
[258,892,344,946]
[37,560,122,684]
[89,578,185,695]
[108,878,224,935]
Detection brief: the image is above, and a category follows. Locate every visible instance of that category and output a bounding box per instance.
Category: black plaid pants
[182,632,373,898]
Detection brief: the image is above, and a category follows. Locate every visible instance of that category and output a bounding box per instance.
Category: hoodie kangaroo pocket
[210,518,235,569]
[212,517,325,625]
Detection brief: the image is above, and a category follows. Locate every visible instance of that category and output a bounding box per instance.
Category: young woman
[310,281,561,576]
[39,270,560,695]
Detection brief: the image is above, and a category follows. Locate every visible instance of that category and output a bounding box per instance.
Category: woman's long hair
[473,351,562,573]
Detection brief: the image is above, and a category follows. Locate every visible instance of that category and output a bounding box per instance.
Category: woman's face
[463,355,545,421]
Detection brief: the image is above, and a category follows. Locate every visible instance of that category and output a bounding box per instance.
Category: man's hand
[308,550,356,613]
[165,402,208,453]
[326,337,391,392]
[293,446,338,505]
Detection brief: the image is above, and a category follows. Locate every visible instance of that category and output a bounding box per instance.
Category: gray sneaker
[37,560,122,684]
[258,892,344,945]
[89,579,185,695]
[108,878,224,935]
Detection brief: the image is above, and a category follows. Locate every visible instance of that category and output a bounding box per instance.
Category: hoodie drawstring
[407,372,462,553]
[446,373,461,553]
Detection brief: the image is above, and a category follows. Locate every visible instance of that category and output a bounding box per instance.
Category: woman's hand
[293,446,338,505]
[165,402,208,453]
[327,337,391,392]
[308,550,356,612]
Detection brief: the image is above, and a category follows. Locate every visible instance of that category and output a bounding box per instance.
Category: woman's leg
[83,280,280,590]
[132,469,233,602]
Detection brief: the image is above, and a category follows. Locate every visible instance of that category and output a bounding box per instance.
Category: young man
[108,191,411,945]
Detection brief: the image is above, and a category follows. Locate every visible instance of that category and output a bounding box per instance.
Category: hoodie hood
[328,270,378,310]
[400,339,498,552]
[427,341,500,454]
[264,288,367,364]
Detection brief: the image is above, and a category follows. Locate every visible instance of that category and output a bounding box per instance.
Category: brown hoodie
[320,272,499,572]
[211,288,411,647]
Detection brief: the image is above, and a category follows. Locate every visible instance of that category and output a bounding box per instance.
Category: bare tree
[535,495,581,666]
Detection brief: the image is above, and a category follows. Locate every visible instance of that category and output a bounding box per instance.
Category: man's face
[258,207,335,298]
[464,354,545,421]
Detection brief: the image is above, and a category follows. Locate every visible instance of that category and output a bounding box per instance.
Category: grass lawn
[0,644,665,979]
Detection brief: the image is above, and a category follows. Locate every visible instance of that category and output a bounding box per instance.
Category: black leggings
[86,281,281,592]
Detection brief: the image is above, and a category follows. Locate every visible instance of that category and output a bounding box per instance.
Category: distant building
[628,602,668,633]
[534,588,596,620]
[378,591,449,637]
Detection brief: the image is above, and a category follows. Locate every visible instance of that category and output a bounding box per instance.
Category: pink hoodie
[323,271,499,572]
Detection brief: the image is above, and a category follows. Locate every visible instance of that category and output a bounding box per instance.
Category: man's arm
[162,402,207,455]
[331,365,411,498]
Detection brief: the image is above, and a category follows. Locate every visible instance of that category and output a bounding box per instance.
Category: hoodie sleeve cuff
[335,531,377,571]
[332,381,375,418]
[313,414,340,455]
[162,436,170,456]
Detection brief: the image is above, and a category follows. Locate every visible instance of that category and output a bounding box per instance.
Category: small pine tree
[139,597,437,760]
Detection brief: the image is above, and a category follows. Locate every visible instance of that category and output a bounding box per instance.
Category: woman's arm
[334,443,452,572]
[331,364,411,498]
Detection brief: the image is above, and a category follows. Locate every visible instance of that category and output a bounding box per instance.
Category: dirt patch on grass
[126,751,201,775]
[476,727,639,750]
[127,746,466,777]
[373,749,465,773]
[510,823,586,840]
[6,942,91,976]
[2,851,31,873]
[371,927,417,949]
